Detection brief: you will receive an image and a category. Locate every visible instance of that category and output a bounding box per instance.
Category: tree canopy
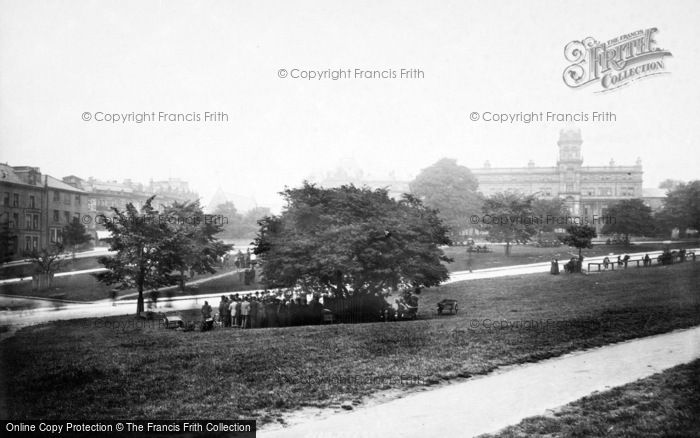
[62,217,93,257]
[655,181,700,236]
[559,224,597,259]
[531,197,569,233]
[409,158,482,239]
[163,200,232,290]
[95,196,228,314]
[601,198,655,242]
[253,182,452,297]
[481,192,538,255]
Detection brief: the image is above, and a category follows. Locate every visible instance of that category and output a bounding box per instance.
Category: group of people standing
[202,293,328,329]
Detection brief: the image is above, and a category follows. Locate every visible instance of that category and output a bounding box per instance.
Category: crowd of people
[197,287,422,329]
[201,292,328,329]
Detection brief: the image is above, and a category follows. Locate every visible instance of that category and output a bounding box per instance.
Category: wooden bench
[437,299,458,315]
[589,258,654,271]
[162,315,184,329]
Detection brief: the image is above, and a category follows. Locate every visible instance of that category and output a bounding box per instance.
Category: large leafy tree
[655,181,700,237]
[96,197,179,314]
[163,200,231,290]
[601,199,655,243]
[254,182,452,297]
[481,192,538,256]
[409,158,482,239]
[62,217,93,258]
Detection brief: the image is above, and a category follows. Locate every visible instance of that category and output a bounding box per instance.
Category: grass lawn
[1,262,698,424]
[480,359,700,437]
[444,241,699,272]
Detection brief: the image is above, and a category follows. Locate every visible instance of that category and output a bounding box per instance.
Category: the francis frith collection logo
[563,28,672,92]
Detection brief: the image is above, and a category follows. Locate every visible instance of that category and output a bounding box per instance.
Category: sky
[1,0,699,212]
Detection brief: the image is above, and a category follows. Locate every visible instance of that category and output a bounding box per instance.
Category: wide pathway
[259,326,700,438]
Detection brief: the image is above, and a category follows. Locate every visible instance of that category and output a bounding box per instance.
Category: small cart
[437,299,458,315]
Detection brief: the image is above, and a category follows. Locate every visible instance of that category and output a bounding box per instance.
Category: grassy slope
[0,254,104,280]
[1,262,698,424]
[481,360,700,437]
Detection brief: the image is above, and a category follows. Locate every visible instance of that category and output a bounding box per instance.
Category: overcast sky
[1,0,698,212]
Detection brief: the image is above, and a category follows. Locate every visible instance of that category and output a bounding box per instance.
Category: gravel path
[259,326,700,438]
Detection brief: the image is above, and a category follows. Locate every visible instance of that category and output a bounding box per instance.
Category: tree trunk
[505,241,511,257]
[179,270,186,291]
[137,286,144,315]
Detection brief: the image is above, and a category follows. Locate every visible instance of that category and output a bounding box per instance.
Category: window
[64,211,70,223]
[13,193,19,207]
[25,214,31,229]
[32,236,38,250]
[12,213,18,228]
[50,228,62,244]
[32,215,39,230]
[53,191,60,201]
[620,187,635,196]
[599,187,612,196]
[565,183,574,192]
[63,193,71,205]
[29,195,35,208]
[3,192,9,206]
[25,236,31,251]
[75,195,81,205]
[53,210,59,222]
[74,212,80,222]
[582,188,595,196]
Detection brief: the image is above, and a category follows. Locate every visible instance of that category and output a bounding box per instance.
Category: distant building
[207,187,258,213]
[472,128,645,231]
[1,164,88,259]
[311,129,670,235]
[62,177,199,242]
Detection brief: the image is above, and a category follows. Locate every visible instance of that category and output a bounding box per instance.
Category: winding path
[259,326,700,438]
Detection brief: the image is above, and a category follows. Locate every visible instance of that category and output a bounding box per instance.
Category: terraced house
[0,163,88,259]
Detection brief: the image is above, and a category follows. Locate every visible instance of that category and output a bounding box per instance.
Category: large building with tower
[472,128,644,229]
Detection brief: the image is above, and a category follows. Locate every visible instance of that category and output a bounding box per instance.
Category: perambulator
[200,317,215,331]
